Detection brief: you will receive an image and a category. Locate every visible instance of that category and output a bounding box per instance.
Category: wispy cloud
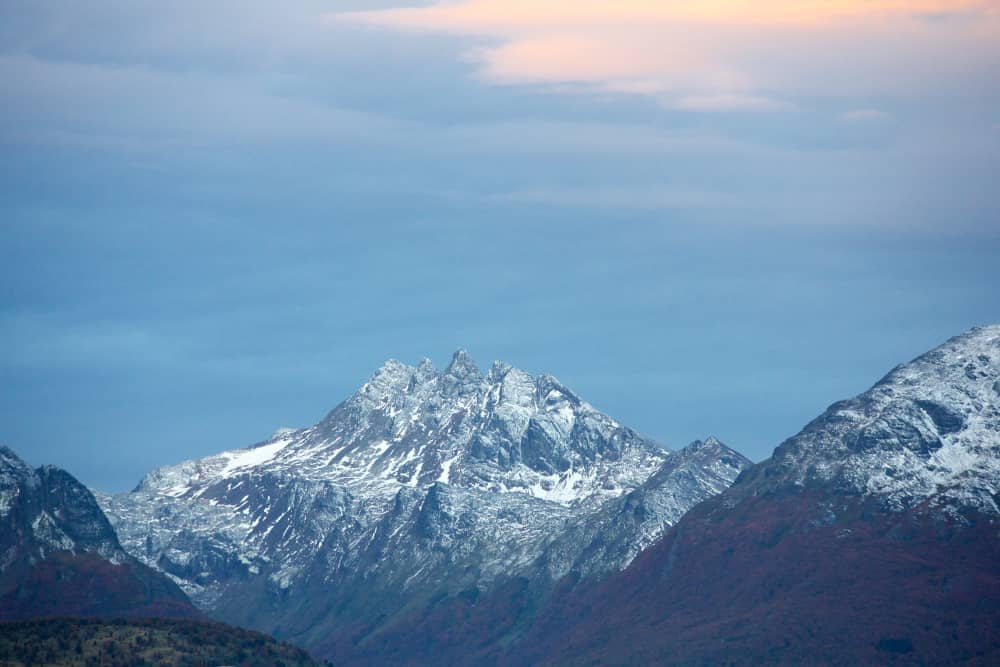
[492,186,735,210]
[0,54,408,151]
[840,109,895,123]
[332,0,1000,113]
[672,95,792,113]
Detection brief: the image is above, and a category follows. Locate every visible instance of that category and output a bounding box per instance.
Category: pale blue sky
[2,1,998,491]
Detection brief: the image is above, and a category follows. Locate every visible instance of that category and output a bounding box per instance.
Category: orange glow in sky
[337,0,995,31]
[332,0,999,113]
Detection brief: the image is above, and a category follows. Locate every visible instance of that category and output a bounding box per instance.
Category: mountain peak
[674,437,752,473]
[738,324,1000,515]
[685,436,724,452]
[136,350,685,508]
[99,351,753,656]
[441,349,482,396]
[444,348,479,376]
[1,445,24,465]
[0,446,34,480]
[0,447,197,621]
[488,359,513,378]
[372,358,409,376]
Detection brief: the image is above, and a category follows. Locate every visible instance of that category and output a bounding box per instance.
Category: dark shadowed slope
[0,447,197,621]
[511,325,1000,665]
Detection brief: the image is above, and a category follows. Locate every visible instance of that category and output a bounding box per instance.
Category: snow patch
[222,438,293,474]
[438,455,460,483]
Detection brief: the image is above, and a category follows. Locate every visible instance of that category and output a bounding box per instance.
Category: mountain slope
[510,325,1000,665]
[0,618,321,667]
[0,447,197,621]
[97,350,751,659]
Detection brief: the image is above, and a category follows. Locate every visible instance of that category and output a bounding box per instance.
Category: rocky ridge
[97,350,751,652]
[0,447,195,620]
[735,324,1000,516]
[502,324,1000,666]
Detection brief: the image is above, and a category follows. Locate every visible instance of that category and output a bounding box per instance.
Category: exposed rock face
[0,447,196,621]
[503,325,1000,666]
[1,448,124,571]
[97,351,751,657]
[735,324,1000,516]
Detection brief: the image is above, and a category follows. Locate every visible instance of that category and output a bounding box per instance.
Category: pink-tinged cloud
[331,0,1000,113]
[336,1,993,31]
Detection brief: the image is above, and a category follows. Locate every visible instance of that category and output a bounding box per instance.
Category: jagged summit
[444,347,479,376]
[138,350,664,506]
[415,357,436,380]
[0,446,33,480]
[1,447,125,562]
[99,351,750,626]
[686,436,725,452]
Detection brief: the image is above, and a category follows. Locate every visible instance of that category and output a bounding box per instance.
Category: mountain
[0,447,197,621]
[505,325,1000,665]
[97,350,751,659]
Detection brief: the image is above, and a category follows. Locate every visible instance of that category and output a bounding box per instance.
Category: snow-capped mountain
[97,350,750,656]
[132,350,666,505]
[1,446,125,570]
[0,447,195,620]
[735,324,1000,516]
[495,325,1000,666]
[537,436,754,580]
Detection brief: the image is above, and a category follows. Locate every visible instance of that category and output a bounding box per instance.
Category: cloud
[336,1,993,31]
[0,311,183,371]
[426,120,768,159]
[332,0,1000,113]
[0,54,408,151]
[672,95,792,113]
[840,109,895,122]
[492,186,735,210]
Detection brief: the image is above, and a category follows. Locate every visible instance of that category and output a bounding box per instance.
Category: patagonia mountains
[95,350,750,659]
[0,447,196,621]
[358,326,1000,665]
[6,327,997,665]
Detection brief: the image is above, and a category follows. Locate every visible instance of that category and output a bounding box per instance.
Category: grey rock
[735,325,1000,517]
[96,352,751,646]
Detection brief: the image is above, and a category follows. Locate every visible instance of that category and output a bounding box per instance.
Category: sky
[1,1,998,492]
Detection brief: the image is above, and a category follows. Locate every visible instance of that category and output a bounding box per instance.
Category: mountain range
[506,323,1000,665]
[95,350,750,659]
[2,326,997,664]
[346,325,1000,665]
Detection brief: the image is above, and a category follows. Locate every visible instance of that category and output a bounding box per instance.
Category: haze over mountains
[1,326,998,664]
